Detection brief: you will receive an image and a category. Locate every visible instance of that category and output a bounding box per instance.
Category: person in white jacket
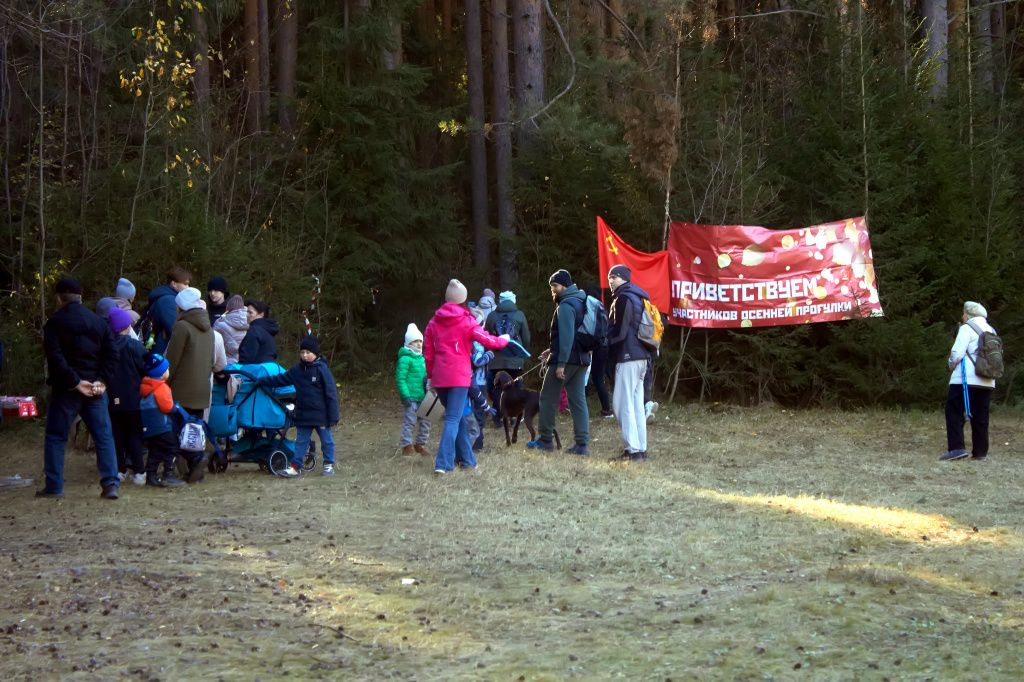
[940,301,996,461]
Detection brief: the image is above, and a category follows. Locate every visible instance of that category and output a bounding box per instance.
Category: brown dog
[492,371,560,449]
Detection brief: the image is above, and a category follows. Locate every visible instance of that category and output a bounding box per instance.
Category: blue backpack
[574,296,609,351]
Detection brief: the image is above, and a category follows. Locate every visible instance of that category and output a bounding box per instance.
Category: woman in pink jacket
[424,279,509,474]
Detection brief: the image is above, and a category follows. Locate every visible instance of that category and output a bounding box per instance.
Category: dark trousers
[110,409,145,473]
[588,346,612,412]
[144,431,179,476]
[486,368,522,420]
[945,384,993,457]
[43,390,119,493]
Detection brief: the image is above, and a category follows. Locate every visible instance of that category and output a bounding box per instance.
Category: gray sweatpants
[613,359,648,454]
[400,401,431,447]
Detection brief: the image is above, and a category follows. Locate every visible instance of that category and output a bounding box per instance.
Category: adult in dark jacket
[606,265,653,461]
[529,270,591,456]
[483,290,532,412]
[106,308,149,482]
[37,276,121,500]
[257,335,340,476]
[146,265,191,354]
[238,299,279,364]
[206,276,230,326]
[582,284,613,417]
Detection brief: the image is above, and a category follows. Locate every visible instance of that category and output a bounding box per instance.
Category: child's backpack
[965,321,1005,379]
[494,313,522,345]
[575,296,609,352]
[638,298,665,351]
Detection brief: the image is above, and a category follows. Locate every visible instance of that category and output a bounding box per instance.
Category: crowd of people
[34,266,318,499]
[32,262,997,498]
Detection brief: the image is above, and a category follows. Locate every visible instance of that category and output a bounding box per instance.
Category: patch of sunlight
[228,545,488,656]
[663,481,1011,545]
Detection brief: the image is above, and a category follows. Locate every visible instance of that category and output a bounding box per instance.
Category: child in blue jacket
[256,335,339,477]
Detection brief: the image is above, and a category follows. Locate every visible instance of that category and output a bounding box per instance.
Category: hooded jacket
[106,334,148,411]
[139,376,174,437]
[395,346,428,403]
[214,308,249,364]
[147,284,179,354]
[484,298,531,371]
[165,307,215,409]
[607,281,653,365]
[423,302,509,388]
[258,357,339,427]
[238,317,279,365]
[548,285,591,368]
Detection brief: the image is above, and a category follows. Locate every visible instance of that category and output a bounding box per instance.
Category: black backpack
[966,321,1005,380]
[495,313,521,345]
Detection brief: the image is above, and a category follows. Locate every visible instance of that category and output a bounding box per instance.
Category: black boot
[162,464,187,488]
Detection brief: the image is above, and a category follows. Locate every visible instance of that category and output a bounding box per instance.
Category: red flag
[596,217,671,312]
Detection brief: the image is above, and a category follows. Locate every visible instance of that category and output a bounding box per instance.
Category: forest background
[1,0,1022,407]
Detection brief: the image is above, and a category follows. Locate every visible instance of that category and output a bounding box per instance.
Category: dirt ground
[1,392,1023,680]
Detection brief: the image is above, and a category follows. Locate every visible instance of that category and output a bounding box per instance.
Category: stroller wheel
[268,450,292,476]
[302,452,317,472]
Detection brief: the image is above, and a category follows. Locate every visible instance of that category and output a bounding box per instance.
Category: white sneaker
[433,469,446,476]
[645,401,659,422]
[130,473,146,486]
[278,465,299,478]
[117,471,127,482]
[322,464,335,476]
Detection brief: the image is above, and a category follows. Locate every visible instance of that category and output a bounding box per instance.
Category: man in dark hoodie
[483,290,531,416]
[37,276,121,500]
[527,269,590,456]
[606,265,653,461]
[238,299,279,364]
[205,276,230,325]
[146,265,191,354]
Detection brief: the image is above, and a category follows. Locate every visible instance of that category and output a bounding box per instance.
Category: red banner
[668,217,884,328]
[596,217,671,312]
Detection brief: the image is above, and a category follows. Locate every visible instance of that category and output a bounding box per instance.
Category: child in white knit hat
[395,323,432,456]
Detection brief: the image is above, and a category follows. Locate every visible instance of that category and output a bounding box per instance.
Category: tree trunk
[492,0,516,287]
[441,0,454,34]
[276,0,298,131]
[921,0,948,97]
[512,0,544,149]
[971,0,992,92]
[990,0,1004,96]
[258,0,272,123]
[466,0,490,269]
[606,0,626,61]
[244,0,261,132]
[383,6,403,71]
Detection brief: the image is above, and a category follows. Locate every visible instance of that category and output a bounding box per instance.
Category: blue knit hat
[144,353,170,379]
[115,278,136,300]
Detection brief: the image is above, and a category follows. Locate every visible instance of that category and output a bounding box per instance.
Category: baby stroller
[206,363,318,476]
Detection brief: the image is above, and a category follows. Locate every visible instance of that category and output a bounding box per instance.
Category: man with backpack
[941,301,1002,462]
[528,269,591,456]
[606,265,655,462]
[142,266,192,353]
[484,291,532,420]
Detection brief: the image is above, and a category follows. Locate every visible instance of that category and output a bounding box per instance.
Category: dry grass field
[1,390,1023,680]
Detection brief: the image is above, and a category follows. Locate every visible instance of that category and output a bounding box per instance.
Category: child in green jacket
[396,323,431,456]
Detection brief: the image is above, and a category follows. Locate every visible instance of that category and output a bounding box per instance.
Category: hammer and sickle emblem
[605,234,619,256]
